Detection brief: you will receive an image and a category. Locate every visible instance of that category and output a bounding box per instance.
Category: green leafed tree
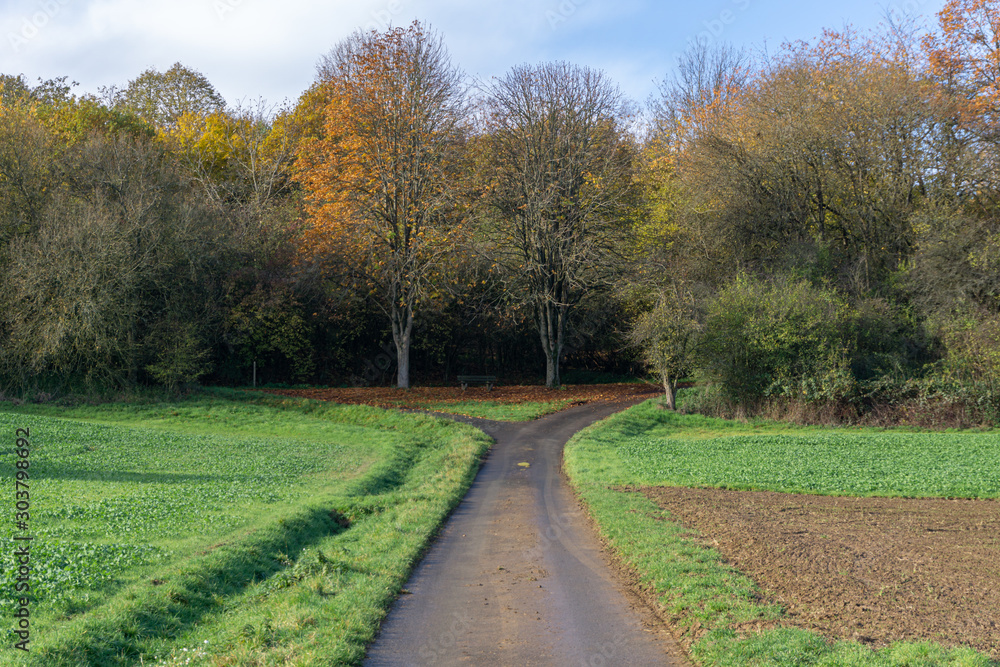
[628,287,700,410]
[105,62,225,129]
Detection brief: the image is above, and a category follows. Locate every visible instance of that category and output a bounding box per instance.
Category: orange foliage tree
[295,22,468,388]
[924,0,1000,142]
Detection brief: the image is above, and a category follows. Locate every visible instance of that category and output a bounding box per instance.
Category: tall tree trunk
[662,370,678,411]
[391,303,414,389]
[538,301,565,388]
[544,349,559,388]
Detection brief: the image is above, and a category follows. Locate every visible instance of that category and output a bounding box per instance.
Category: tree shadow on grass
[13,462,218,485]
[31,505,353,666]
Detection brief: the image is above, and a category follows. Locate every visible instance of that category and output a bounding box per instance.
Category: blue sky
[1,0,948,108]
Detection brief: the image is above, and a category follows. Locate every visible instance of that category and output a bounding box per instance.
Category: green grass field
[0,389,491,666]
[575,405,1000,498]
[565,398,1000,667]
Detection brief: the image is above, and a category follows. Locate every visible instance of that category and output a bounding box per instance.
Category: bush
[144,319,213,390]
[932,308,1000,392]
[698,275,856,405]
[912,307,1000,425]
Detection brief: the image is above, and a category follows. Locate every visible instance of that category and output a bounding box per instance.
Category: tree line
[2,2,999,425]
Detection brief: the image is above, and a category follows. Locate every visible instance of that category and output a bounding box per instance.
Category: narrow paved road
[365,399,689,666]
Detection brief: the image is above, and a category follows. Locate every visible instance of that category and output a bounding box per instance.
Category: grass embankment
[412,399,575,421]
[0,388,491,666]
[564,399,999,667]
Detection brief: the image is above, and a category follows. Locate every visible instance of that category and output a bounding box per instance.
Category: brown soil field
[641,486,1000,658]
[260,382,660,411]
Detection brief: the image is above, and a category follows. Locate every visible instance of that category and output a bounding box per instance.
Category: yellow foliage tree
[167,100,300,232]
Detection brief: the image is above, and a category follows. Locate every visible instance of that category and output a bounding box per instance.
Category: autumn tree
[920,0,1000,215]
[104,62,225,129]
[661,29,946,293]
[650,42,753,147]
[0,74,315,393]
[0,74,31,105]
[923,0,1000,143]
[627,286,700,409]
[1,131,225,389]
[169,99,301,244]
[0,76,91,249]
[0,99,54,246]
[295,22,468,389]
[630,43,755,295]
[481,62,638,387]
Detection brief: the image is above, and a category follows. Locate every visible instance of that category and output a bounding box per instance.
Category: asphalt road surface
[364,399,690,666]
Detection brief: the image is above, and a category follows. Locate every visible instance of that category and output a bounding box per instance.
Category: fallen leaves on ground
[260,383,660,411]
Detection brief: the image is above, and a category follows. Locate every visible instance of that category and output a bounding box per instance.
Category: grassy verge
[564,399,998,667]
[414,399,575,421]
[249,390,577,421]
[0,389,490,665]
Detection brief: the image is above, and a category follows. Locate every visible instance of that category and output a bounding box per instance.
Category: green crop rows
[577,406,1000,499]
[618,431,1000,498]
[0,390,491,665]
[0,415,367,617]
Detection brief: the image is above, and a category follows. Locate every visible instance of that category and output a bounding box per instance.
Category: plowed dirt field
[641,486,1000,658]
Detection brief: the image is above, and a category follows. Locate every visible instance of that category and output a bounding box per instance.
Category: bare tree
[315,31,369,82]
[481,62,638,387]
[650,42,753,145]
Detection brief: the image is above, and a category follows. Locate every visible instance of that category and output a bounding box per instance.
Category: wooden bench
[457,375,497,391]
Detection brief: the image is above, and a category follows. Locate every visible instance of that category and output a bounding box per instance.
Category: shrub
[698,275,855,405]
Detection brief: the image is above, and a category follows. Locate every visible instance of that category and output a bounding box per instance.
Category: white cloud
[0,0,672,105]
[0,0,952,110]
